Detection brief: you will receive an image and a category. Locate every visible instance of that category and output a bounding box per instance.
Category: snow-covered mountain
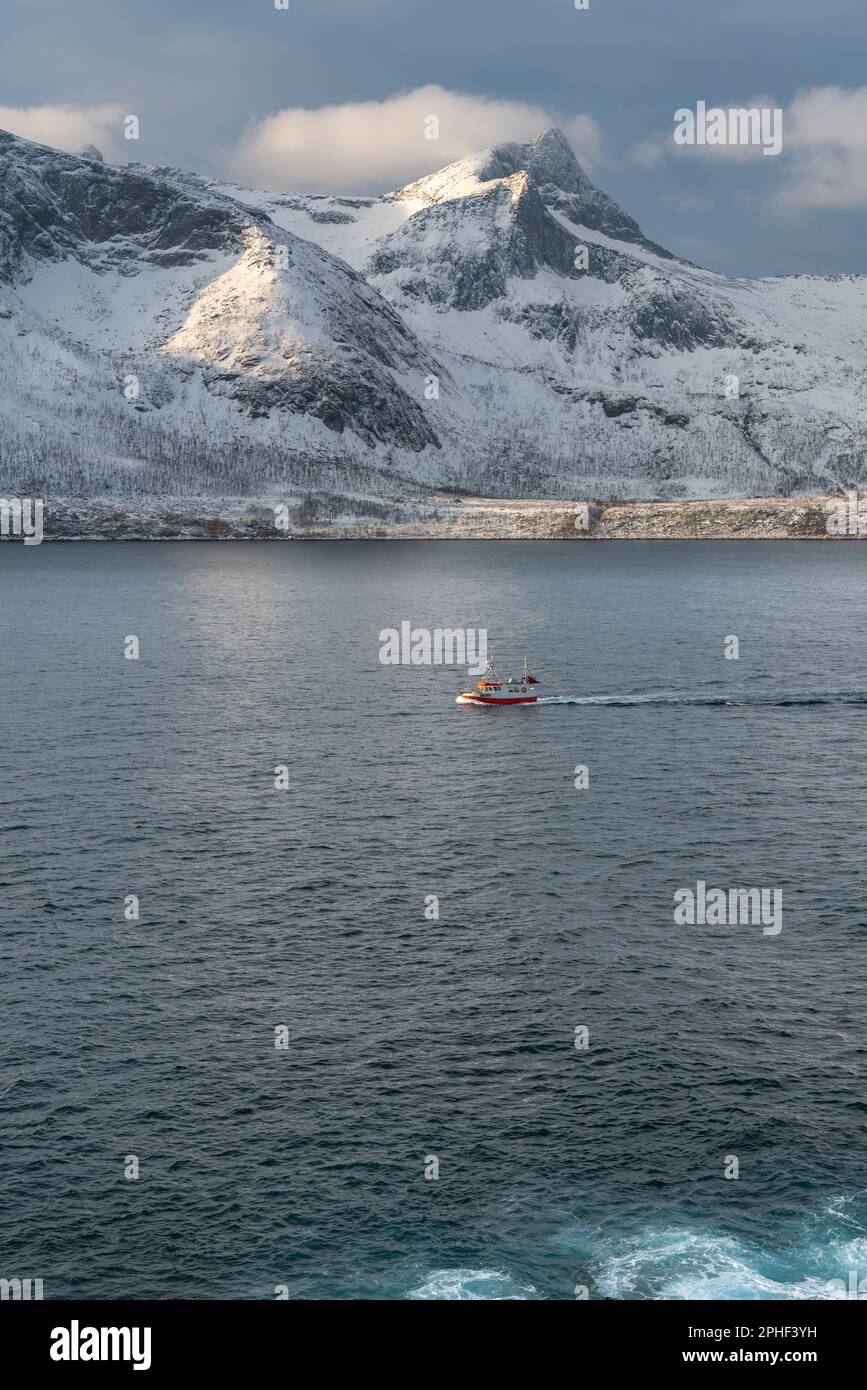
[2,124,866,504]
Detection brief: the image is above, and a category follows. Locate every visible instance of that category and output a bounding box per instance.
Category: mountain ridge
[1,124,866,506]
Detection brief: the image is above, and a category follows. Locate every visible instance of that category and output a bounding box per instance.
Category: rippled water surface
[2,539,867,1299]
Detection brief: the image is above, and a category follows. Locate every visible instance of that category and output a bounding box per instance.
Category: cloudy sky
[3,0,866,275]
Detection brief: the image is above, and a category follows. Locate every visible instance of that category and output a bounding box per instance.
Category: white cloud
[630,133,671,169]
[776,86,867,209]
[629,86,867,213]
[222,85,603,193]
[0,104,125,160]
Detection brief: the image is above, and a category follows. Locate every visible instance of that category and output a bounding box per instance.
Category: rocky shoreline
[26,493,864,541]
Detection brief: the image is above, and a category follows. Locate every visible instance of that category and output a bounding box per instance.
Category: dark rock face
[370,130,676,313]
[202,355,438,450]
[579,390,692,428]
[627,281,738,350]
[598,395,638,418]
[480,129,586,195]
[479,128,673,259]
[497,299,588,352]
[0,128,442,451]
[371,173,578,309]
[308,209,356,225]
[0,131,246,282]
[0,125,856,502]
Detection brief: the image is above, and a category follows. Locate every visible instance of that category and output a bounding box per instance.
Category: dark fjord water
[2,539,867,1300]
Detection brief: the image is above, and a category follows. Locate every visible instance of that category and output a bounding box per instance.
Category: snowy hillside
[1,125,866,503]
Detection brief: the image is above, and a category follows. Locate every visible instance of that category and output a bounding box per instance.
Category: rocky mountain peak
[478,127,585,195]
[479,127,672,258]
[0,124,859,505]
[389,128,673,261]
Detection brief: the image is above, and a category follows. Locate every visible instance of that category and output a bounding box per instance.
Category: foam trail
[537,690,867,709]
[407,1268,538,1300]
[558,1209,867,1300]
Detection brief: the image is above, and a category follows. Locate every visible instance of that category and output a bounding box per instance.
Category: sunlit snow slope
[2,126,866,500]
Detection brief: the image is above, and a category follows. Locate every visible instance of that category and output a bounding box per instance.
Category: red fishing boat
[456,651,541,705]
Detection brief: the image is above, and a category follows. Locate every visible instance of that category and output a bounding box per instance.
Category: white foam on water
[537,690,867,709]
[564,1220,867,1300]
[407,1267,538,1300]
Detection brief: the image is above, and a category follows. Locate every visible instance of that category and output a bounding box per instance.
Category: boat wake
[559,1198,867,1300]
[403,1198,867,1298]
[537,689,867,709]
